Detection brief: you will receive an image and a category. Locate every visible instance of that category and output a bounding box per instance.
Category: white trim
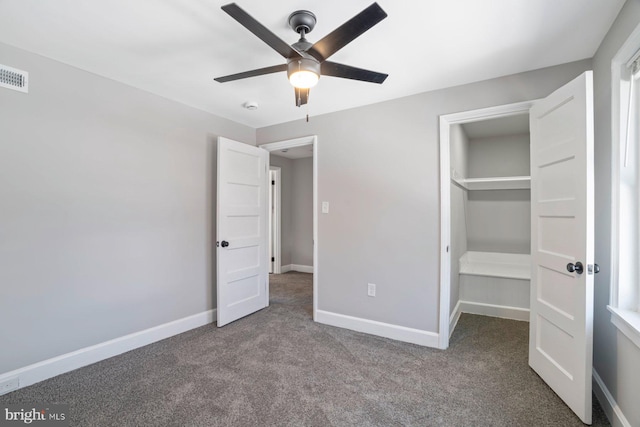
[279,264,314,274]
[312,138,318,320]
[449,300,462,337]
[459,301,530,322]
[0,309,216,395]
[291,264,314,274]
[439,115,451,349]
[439,101,536,350]
[610,21,640,314]
[259,135,318,322]
[260,136,316,152]
[316,310,440,348]
[608,306,640,350]
[593,369,632,427]
[269,166,282,275]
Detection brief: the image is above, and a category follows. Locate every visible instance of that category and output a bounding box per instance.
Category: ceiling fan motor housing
[288,10,317,34]
[287,57,321,80]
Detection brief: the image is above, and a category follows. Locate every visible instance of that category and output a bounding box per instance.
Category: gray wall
[466,134,531,254]
[0,42,255,373]
[592,1,640,425]
[257,59,592,332]
[291,157,313,267]
[466,190,531,254]
[467,134,530,178]
[449,125,469,314]
[269,154,293,267]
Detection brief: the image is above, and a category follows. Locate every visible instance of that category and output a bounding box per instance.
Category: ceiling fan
[214,2,388,107]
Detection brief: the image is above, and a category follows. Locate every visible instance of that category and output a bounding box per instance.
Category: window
[610,26,640,349]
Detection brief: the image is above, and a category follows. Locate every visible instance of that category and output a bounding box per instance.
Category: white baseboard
[316,310,439,348]
[280,264,313,274]
[459,301,529,322]
[0,309,216,395]
[449,300,462,337]
[593,368,631,427]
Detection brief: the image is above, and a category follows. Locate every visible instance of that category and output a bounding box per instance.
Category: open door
[217,137,269,327]
[529,71,594,424]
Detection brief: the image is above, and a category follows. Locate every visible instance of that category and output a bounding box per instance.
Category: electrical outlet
[367,283,376,297]
[0,377,19,395]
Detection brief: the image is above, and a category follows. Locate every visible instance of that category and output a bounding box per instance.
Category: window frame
[609,22,640,350]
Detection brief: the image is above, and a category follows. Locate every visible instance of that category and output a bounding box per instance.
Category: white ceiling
[271,145,313,160]
[0,1,625,129]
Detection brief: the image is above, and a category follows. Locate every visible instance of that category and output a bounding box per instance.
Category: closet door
[529,71,594,424]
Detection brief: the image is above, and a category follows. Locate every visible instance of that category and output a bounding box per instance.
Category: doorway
[439,101,535,349]
[260,136,318,320]
[439,72,595,424]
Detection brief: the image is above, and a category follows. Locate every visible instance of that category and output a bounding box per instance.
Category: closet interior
[449,113,532,332]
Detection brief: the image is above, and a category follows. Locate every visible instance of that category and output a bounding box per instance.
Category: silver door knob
[567,262,584,274]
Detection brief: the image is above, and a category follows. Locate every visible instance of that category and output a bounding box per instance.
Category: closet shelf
[451,175,531,191]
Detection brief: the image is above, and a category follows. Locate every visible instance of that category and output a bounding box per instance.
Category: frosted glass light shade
[289,70,319,89]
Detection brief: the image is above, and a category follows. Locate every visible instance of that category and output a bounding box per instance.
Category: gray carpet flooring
[1,272,609,426]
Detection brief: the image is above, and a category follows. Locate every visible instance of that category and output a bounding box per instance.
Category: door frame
[438,100,536,349]
[260,135,319,320]
[269,166,282,274]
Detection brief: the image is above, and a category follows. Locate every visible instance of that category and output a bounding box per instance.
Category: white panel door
[529,71,595,424]
[217,137,269,327]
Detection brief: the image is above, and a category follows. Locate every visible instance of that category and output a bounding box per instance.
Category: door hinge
[271,257,275,262]
[272,180,275,185]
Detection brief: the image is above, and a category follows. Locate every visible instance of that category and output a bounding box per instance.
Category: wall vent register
[0,64,29,93]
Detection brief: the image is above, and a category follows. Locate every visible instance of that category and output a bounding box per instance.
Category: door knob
[566,261,584,274]
[221,240,229,248]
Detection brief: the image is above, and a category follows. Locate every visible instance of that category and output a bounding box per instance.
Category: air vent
[0,64,28,93]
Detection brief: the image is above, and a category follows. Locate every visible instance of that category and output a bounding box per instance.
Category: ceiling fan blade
[307,3,387,62]
[295,88,309,107]
[221,3,302,60]
[215,64,287,83]
[321,61,388,84]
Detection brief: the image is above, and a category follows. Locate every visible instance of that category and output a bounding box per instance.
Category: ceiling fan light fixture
[287,58,320,89]
[215,3,388,107]
[289,70,319,89]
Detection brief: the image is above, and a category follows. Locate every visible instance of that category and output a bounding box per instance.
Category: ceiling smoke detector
[243,101,259,110]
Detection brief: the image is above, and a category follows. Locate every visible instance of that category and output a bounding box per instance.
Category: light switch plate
[367,283,376,297]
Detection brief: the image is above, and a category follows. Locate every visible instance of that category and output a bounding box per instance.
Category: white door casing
[260,135,318,320]
[438,100,536,349]
[216,137,269,327]
[269,167,282,275]
[529,71,595,424]
[269,169,274,274]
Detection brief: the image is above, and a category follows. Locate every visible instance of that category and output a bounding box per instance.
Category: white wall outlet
[322,201,329,214]
[367,283,376,297]
[0,377,19,395]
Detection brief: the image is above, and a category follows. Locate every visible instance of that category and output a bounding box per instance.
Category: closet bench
[457,251,531,322]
